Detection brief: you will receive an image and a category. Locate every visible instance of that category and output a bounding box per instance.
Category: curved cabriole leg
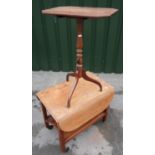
[82,71,102,91]
[66,72,77,81]
[67,77,79,108]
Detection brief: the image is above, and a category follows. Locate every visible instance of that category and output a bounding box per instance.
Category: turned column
[76,18,84,77]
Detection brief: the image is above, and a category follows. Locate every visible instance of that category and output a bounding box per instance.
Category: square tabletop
[42,6,118,18]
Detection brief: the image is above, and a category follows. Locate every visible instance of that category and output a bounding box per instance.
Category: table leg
[67,77,79,108]
[59,130,69,152]
[66,72,77,81]
[82,70,102,91]
[41,103,53,129]
[66,18,102,107]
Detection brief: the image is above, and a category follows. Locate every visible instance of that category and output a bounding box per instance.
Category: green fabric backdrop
[32,0,123,73]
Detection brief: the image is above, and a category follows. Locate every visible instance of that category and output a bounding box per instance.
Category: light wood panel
[37,72,114,132]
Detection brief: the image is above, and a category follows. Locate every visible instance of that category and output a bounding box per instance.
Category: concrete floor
[32,71,123,155]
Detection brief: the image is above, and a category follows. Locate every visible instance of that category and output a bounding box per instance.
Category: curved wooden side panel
[37,72,114,132]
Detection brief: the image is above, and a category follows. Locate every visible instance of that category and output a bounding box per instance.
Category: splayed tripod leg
[66,72,77,81]
[82,71,102,91]
[67,77,79,108]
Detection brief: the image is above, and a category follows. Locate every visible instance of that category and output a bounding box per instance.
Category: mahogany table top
[42,6,118,18]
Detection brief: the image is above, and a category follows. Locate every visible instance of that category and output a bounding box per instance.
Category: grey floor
[32,71,123,155]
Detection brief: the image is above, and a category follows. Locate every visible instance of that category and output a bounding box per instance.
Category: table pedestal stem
[66,18,102,108]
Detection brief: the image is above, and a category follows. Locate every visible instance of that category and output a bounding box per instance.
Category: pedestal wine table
[42,6,118,107]
[37,6,118,152]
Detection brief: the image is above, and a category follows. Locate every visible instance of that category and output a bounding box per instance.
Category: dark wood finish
[42,6,118,107]
[66,18,102,108]
[40,103,53,129]
[42,6,118,18]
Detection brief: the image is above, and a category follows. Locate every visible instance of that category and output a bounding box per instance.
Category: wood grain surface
[37,72,114,132]
[42,6,118,18]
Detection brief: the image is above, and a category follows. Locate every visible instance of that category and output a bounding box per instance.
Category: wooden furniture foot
[66,72,77,81]
[82,70,102,91]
